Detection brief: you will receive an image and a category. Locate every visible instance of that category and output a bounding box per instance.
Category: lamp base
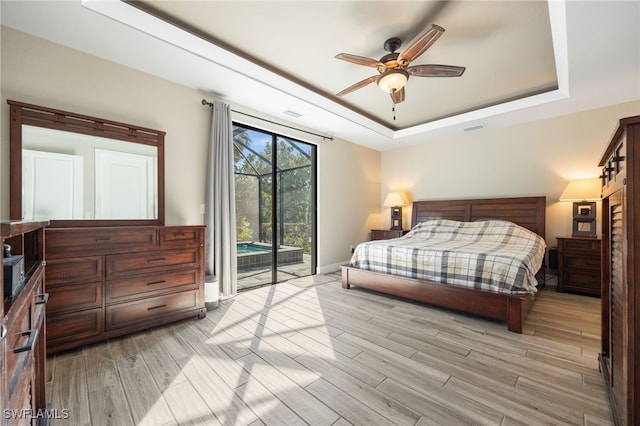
[390,206,403,230]
[571,201,597,237]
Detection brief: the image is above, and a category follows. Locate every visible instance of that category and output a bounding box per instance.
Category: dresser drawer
[47,282,102,315]
[106,290,199,330]
[46,227,156,255]
[159,227,203,248]
[106,249,199,278]
[107,270,199,302]
[47,308,104,343]
[46,256,103,285]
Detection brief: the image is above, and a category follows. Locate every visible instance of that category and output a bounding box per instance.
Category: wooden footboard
[341,266,535,333]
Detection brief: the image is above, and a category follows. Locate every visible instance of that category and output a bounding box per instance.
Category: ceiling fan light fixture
[377,69,409,93]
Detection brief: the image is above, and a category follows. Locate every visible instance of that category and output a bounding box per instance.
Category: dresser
[45,225,206,354]
[1,221,48,425]
[370,229,409,240]
[556,237,601,296]
[599,114,640,426]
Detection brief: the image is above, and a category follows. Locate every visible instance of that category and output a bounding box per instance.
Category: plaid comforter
[349,219,546,295]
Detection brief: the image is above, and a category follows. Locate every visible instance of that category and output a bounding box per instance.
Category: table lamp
[559,178,601,237]
[383,191,409,230]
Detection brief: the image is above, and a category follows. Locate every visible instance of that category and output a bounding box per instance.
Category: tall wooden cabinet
[45,225,206,354]
[599,114,640,426]
[1,221,48,425]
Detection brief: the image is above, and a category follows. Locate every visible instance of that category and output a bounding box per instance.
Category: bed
[341,196,546,333]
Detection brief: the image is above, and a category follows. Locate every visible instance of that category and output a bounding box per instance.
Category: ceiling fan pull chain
[392,104,396,120]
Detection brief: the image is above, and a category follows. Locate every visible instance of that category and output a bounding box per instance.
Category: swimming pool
[236,242,303,271]
[237,243,271,254]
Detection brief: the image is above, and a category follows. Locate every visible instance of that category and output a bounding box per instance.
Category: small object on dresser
[4,242,11,257]
[3,254,25,299]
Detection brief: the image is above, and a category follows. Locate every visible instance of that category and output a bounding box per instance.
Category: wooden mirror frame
[9,100,165,227]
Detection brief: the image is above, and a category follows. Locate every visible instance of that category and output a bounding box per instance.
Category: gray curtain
[205,101,237,296]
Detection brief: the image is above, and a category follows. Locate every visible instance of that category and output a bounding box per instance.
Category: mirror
[9,100,165,227]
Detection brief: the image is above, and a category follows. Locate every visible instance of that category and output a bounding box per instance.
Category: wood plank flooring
[46,272,613,425]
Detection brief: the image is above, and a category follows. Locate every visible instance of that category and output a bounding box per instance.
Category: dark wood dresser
[556,237,601,296]
[45,225,206,354]
[599,114,640,426]
[1,221,48,424]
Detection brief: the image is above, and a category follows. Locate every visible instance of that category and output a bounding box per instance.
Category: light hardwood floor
[46,272,612,425]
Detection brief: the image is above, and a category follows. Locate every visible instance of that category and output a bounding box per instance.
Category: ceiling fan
[335,24,465,105]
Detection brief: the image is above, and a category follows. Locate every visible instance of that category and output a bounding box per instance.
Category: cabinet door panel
[8,360,33,425]
[5,291,32,395]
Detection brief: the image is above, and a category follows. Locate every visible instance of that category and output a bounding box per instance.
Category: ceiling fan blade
[335,53,384,69]
[390,87,405,104]
[336,75,379,97]
[397,24,445,65]
[407,64,466,77]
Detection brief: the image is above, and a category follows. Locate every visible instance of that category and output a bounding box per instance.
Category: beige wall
[381,101,640,247]
[0,26,380,272]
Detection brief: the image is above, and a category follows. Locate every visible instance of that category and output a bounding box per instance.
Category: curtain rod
[201,99,333,141]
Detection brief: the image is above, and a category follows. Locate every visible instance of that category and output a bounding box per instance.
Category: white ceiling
[1,1,639,151]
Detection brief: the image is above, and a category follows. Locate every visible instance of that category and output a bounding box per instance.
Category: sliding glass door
[233,124,316,290]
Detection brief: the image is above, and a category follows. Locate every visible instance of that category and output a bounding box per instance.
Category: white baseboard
[316,261,349,275]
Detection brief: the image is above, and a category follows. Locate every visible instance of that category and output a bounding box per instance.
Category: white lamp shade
[384,191,409,207]
[559,178,601,201]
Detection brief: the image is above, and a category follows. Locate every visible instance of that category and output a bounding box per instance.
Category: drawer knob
[14,329,38,353]
[147,258,167,264]
[147,280,167,286]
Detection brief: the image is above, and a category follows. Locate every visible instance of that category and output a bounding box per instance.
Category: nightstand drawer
[371,229,408,240]
[559,238,600,253]
[563,255,601,270]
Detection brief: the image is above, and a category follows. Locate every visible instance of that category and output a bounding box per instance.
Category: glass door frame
[233,123,317,288]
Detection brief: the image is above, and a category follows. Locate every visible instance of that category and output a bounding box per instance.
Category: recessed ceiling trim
[82,0,567,142]
[81,0,396,140]
[394,0,569,139]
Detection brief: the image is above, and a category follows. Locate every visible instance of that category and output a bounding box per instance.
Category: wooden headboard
[411,196,546,240]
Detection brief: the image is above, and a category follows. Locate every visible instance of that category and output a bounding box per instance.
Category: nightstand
[557,237,602,297]
[370,229,409,240]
